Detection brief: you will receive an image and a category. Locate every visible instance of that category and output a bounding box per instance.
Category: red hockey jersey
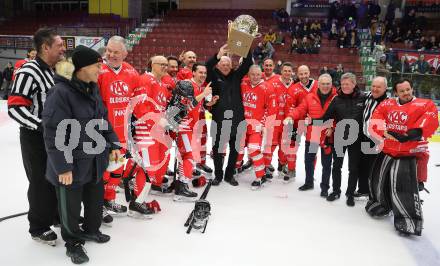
[268,77,295,124]
[176,67,192,81]
[161,74,177,91]
[133,72,172,145]
[98,62,139,143]
[241,79,277,133]
[370,97,439,157]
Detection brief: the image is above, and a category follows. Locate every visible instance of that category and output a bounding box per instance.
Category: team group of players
[73,35,438,237]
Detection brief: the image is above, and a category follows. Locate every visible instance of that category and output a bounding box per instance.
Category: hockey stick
[0,211,28,222]
[184,179,213,233]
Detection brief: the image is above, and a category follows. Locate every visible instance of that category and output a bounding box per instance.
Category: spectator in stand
[302,22,310,38]
[2,62,14,94]
[320,66,335,80]
[348,30,360,48]
[274,60,283,75]
[376,54,391,78]
[329,20,338,40]
[310,34,321,54]
[291,24,303,39]
[345,17,356,33]
[264,29,276,44]
[412,54,430,74]
[385,29,394,43]
[425,36,438,50]
[297,37,311,54]
[275,31,285,45]
[436,66,440,75]
[344,1,357,21]
[385,0,396,26]
[337,27,347,48]
[262,40,275,59]
[368,0,381,21]
[289,37,298,54]
[371,21,385,47]
[334,64,345,87]
[310,20,321,35]
[392,27,403,43]
[253,42,265,62]
[402,8,417,31]
[357,0,369,28]
[393,55,411,73]
[404,29,415,48]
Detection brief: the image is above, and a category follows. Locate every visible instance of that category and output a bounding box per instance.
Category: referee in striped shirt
[357,76,388,198]
[8,28,66,245]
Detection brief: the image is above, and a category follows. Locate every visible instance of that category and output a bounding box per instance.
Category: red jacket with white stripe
[287,88,337,143]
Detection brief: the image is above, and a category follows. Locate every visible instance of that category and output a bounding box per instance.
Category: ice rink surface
[1,101,439,266]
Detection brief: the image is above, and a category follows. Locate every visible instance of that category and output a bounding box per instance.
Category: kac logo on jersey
[110,80,129,96]
[388,111,408,124]
[243,92,257,103]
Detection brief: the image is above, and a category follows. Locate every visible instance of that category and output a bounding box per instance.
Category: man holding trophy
[206,15,258,186]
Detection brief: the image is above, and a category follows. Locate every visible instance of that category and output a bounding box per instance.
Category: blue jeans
[304,141,333,191]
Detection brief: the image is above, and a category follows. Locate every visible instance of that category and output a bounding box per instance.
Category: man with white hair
[321,72,367,206]
[98,36,139,221]
[357,76,388,198]
[206,44,254,186]
[284,74,337,196]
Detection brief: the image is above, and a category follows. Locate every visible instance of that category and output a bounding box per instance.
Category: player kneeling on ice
[236,65,277,190]
[367,78,438,236]
[42,47,120,264]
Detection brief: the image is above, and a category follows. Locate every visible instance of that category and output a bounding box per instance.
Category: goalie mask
[191,199,211,230]
[165,80,198,131]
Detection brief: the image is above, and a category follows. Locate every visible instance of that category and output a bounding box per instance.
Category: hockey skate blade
[101,222,113,227]
[251,183,266,191]
[105,211,127,217]
[282,178,294,184]
[149,190,174,197]
[31,237,56,247]
[173,195,197,202]
[127,210,153,220]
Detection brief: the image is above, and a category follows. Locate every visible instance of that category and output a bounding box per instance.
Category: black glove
[418,182,424,192]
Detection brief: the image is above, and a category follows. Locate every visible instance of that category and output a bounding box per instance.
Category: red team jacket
[98,62,139,143]
[370,97,439,157]
[287,88,337,144]
[240,79,277,133]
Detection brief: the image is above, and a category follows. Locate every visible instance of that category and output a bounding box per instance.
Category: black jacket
[206,52,253,123]
[322,86,367,138]
[42,73,119,188]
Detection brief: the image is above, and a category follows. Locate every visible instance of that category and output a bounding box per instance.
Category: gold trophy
[227,15,260,57]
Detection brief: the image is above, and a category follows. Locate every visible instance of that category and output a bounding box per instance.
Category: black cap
[72,45,102,71]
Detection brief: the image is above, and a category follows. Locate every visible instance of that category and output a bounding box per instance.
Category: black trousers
[20,127,58,236]
[55,179,104,247]
[211,117,244,180]
[304,141,333,191]
[331,139,361,196]
[358,152,378,194]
